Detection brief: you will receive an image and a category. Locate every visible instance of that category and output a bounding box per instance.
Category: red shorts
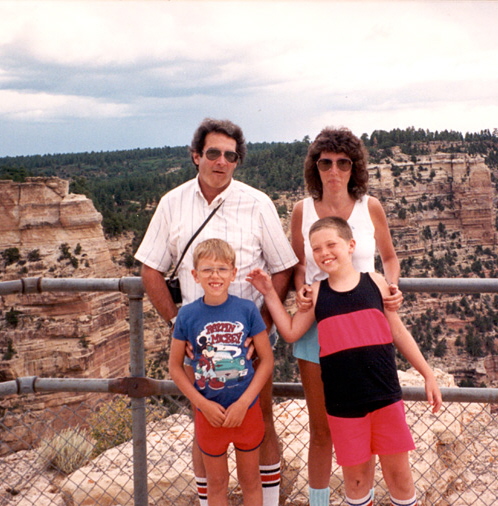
[327,400,415,467]
[196,399,265,457]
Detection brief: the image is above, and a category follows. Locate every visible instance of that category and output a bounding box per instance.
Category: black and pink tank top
[316,272,402,418]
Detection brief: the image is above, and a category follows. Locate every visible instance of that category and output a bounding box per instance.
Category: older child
[247,217,442,506]
[169,238,274,506]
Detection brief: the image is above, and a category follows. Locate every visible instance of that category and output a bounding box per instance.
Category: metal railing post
[127,286,148,506]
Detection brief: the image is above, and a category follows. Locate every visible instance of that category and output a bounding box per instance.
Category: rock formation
[0,178,131,455]
[369,153,496,252]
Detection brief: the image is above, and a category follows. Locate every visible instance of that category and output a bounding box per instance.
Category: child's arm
[223,329,274,428]
[371,272,443,413]
[246,268,316,343]
[168,338,227,427]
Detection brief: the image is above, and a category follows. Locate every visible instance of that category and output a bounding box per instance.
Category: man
[135,118,297,506]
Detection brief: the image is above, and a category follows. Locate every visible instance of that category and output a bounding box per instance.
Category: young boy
[169,238,274,506]
[247,217,442,506]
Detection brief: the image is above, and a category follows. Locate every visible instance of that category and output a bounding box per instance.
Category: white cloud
[0,1,497,156]
[0,89,130,121]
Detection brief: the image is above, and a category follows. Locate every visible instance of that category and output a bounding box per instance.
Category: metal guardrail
[2,276,498,297]
[4,377,498,405]
[399,277,498,294]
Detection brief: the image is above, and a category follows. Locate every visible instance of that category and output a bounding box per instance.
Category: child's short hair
[193,238,236,268]
[309,216,353,241]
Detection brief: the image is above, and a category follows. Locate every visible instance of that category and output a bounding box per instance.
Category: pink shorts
[196,399,265,457]
[327,400,415,467]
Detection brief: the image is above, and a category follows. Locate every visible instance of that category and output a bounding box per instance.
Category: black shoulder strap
[169,200,223,278]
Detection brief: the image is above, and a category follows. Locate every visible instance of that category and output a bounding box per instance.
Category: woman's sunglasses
[316,158,353,172]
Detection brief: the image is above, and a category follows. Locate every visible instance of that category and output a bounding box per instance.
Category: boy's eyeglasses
[197,267,233,277]
[203,148,239,163]
[316,158,353,172]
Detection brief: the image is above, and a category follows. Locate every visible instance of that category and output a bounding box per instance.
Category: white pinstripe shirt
[135,176,297,308]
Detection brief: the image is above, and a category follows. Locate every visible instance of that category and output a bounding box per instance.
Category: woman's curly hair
[304,127,369,200]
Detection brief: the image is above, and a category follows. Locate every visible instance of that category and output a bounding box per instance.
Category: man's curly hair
[190,118,247,168]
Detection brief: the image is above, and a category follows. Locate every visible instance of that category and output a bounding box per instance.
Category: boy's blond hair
[309,216,353,242]
[193,238,236,269]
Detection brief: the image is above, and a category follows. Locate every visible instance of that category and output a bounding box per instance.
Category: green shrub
[2,247,21,266]
[79,336,90,349]
[58,243,71,260]
[89,397,133,456]
[2,339,17,360]
[89,396,165,456]
[5,308,21,327]
[277,204,288,217]
[27,249,41,262]
[38,427,94,474]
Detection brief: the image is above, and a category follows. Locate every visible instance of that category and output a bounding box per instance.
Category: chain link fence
[2,276,498,505]
[2,382,498,505]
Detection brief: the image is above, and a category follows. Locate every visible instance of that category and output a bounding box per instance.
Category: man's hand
[185,341,194,360]
[243,337,256,360]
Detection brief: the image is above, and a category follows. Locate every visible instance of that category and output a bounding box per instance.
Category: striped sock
[390,494,417,506]
[195,476,208,506]
[309,486,330,506]
[346,491,373,506]
[260,463,280,506]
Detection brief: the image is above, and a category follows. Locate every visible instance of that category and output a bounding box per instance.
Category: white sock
[390,494,417,506]
[260,463,280,506]
[195,476,208,506]
[346,491,373,506]
[309,486,330,506]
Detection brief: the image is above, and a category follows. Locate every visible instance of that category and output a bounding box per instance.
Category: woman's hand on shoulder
[296,284,313,312]
[369,272,403,311]
[383,282,403,312]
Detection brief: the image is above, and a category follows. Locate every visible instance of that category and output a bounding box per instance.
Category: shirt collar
[194,175,233,208]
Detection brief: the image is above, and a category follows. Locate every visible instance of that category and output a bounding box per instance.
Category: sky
[1,0,497,158]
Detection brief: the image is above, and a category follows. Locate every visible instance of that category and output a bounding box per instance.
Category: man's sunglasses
[203,148,239,163]
[316,158,353,172]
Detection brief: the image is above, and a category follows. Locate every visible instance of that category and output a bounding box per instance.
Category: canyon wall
[369,152,496,254]
[0,178,132,454]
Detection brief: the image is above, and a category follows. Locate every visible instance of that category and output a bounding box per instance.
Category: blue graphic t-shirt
[173,294,267,408]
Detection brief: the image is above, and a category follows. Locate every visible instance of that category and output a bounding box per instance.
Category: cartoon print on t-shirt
[194,321,248,391]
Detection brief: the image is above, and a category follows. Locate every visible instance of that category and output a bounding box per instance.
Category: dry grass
[38,427,94,474]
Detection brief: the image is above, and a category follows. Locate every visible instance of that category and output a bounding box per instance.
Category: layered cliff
[369,152,496,255]
[0,178,131,454]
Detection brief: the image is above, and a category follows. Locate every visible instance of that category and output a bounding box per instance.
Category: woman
[290,127,402,506]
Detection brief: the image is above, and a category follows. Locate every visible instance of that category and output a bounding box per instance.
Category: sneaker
[208,378,225,390]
